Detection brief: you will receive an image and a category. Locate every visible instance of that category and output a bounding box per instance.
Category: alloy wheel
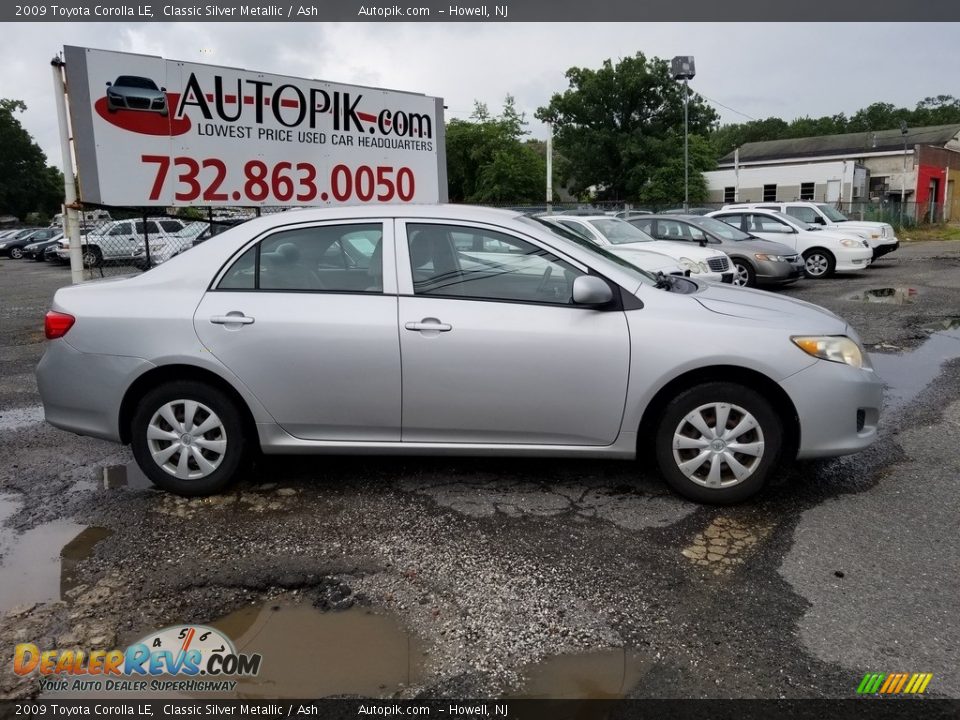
[671,402,765,488]
[733,263,750,286]
[805,253,829,277]
[10,248,23,259]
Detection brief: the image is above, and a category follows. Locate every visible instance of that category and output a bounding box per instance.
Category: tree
[0,99,64,220]
[445,97,547,204]
[535,53,719,201]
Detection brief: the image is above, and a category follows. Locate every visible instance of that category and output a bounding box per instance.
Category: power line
[692,89,757,121]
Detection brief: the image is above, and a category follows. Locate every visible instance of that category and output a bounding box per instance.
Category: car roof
[250,204,526,224]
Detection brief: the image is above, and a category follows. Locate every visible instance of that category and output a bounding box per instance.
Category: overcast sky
[5,22,960,165]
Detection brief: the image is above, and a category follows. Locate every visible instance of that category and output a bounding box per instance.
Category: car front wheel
[10,247,23,259]
[131,381,248,496]
[82,247,102,268]
[655,382,782,504]
[732,260,755,287]
[802,249,835,279]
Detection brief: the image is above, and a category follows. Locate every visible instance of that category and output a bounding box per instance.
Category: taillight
[44,311,75,339]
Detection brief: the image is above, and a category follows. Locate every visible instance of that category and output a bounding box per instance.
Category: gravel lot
[1,240,958,700]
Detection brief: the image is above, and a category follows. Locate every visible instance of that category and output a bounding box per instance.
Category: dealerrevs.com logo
[13,625,262,693]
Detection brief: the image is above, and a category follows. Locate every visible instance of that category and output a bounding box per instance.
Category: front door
[194,219,401,442]
[395,220,630,446]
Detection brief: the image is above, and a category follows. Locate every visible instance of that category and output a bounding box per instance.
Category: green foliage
[177,206,208,221]
[0,99,64,220]
[637,135,713,205]
[446,97,547,204]
[536,52,718,202]
[711,96,960,158]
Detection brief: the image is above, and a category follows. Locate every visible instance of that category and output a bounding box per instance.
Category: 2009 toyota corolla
[36,205,882,504]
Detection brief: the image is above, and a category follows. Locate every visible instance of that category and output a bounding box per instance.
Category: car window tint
[218,246,256,289]
[258,223,383,292]
[631,218,654,234]
[109,224,129,236]
[750,214,792,233]
[659,220,697,240]
[159,220,184,233]
[715,214,743,229]
[406,223,584,305]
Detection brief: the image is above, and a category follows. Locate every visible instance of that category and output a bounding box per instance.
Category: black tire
[82,246,102,268]
[732,259,756,287]
[9,247,23,259]
[802,248,835,279]
[654,381,783,504]
[131,380,248,496]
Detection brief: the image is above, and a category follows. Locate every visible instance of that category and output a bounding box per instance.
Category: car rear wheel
[10,247,23,259]
[802,249,835,279]
[131,381,248,496]
[654,382,782,504]
[732,260,755,287]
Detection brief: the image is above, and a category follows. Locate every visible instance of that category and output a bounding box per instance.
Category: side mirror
[105,81,112,87]
[572,275,614,306]
[814,216,826,225]
[160,87,167,92]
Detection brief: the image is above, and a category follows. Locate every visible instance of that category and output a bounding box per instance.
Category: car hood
[605,247,682,273]
[726,238,798,256]
[614,240,726,262]
[694,282,847,332]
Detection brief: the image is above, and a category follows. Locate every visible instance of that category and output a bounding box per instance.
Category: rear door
[744,213,800,252]
[395,220,630,446]
[194,219,401,441]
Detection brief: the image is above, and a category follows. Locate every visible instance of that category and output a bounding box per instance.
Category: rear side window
[216,223,383,293]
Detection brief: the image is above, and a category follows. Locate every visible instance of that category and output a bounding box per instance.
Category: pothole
[508,647,652,698]
[680,516,773,574]
[0,521,112,613]
[843,287,919,305]
[869,326,960,410]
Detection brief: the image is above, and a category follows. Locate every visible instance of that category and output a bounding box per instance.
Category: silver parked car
[36,205,882,504]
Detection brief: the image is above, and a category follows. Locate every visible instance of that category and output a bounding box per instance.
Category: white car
[708,209,872,279]
[722,202,899,259]
[541,215,734,283]
[536,217,687,277]
[56,219,208,267]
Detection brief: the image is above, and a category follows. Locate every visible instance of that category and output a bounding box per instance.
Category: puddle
[0,405,46,431]
[509,648,651,699]
[0,493,21,557]
[207,602,425,698]
[102,462,153,490]
[922,318,960,332]
[0,521,112,612]
[844,287,919,305]
[870,327,960,410]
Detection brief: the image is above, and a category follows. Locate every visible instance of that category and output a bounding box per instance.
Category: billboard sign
[63,46,447,207]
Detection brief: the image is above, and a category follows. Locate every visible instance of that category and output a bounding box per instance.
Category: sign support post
[51,56,85,285]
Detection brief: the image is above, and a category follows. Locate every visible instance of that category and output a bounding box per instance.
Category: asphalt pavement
[0,241,957,700]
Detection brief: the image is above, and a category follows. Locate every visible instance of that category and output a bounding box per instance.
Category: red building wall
[915,164,946,204]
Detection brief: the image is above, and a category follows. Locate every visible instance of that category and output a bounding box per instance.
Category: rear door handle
[405,319,452,332]
[210,314,255,325]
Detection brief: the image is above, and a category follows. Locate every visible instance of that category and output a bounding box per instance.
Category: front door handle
[405,318,452,333]
[210,313,255,325]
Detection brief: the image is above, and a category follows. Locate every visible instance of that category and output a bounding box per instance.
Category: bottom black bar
[2,699,959,720]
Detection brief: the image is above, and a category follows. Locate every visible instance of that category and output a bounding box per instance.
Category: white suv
[708,209,872,278]
[721,202,898,259]
[56,218,205,267]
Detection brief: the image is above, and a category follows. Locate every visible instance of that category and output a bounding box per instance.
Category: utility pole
[546,122,553,215]
[671,56,696,212]
[900,121,909,229]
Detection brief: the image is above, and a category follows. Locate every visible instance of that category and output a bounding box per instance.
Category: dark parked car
[23,233,64,261]
[629,215,804,288]
[0,228,55,259]
[106,76,169,116]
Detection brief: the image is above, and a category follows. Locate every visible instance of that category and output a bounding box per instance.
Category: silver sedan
[36,205,882,504]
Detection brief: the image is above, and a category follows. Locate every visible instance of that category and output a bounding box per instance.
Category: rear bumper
[36,340,152,443]
[780,360,883,459]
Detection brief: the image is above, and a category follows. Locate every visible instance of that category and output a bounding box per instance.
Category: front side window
[749,214,793,233]
[785,205,819,224]
[406,223,584,305]
[216,223,383,293]
[817,204,849,222]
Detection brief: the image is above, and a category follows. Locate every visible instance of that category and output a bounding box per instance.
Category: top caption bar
[7,0,960,21]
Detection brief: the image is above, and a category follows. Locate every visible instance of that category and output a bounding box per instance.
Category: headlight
[0,243,7,249]
[678,257,698,272]
[840,239,865,248]
[755,253,787,262]
[792,335,867,368]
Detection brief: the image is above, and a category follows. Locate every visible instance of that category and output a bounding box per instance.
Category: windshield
[520,216,658,286]
[816,204,849,222]
[115,76,159,90]
[588,218,655,244]
[690,216,753,241]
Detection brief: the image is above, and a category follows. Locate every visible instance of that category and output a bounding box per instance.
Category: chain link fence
[40,198,954,280]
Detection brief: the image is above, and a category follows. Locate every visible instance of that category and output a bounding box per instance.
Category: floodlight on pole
[671,56,696,211]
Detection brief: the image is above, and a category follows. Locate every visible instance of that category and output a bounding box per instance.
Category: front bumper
[872,240,900,259]
[694,271,732,283]
[755,257,805,285]
[36,339,152,442]
[780,359,883,459]
[834,247,873,272]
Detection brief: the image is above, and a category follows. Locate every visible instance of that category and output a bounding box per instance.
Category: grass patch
[901,225,960,242]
